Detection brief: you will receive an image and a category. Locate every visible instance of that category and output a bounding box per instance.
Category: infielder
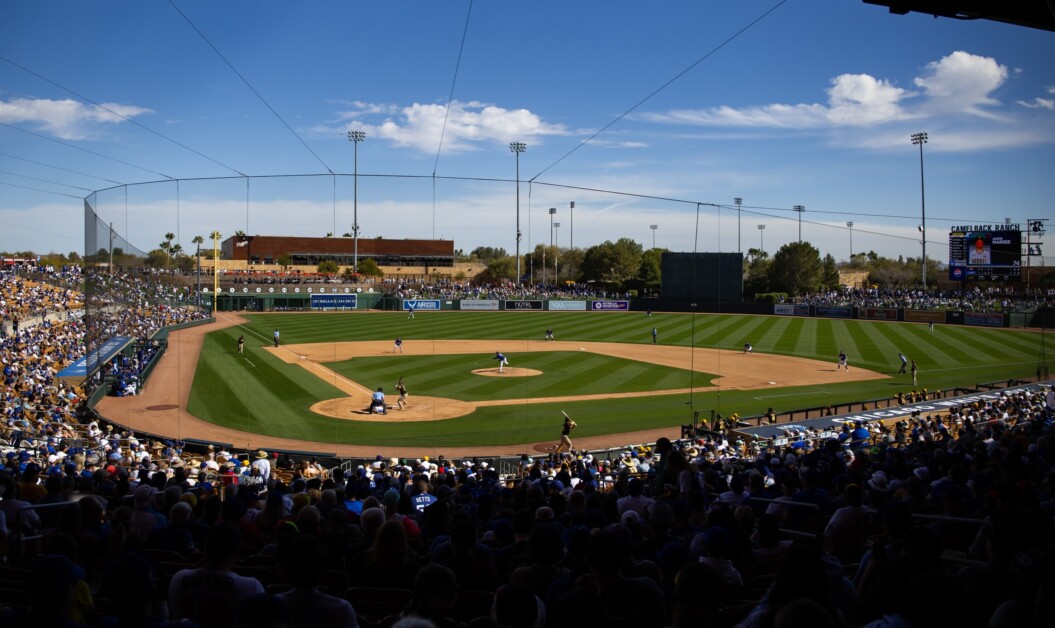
[393,337,404,354]
[493,351,509,373]
[743,342,753,354]
[838,350,849,371]
[555,412,576,454]
[651,327,658,344]
[545,328,554,341]
[898,353,908,374]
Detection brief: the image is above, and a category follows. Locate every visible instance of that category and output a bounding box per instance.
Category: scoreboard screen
[948,226,1021,280]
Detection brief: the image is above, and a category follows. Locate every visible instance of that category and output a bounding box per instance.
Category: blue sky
[1,0,1053,269]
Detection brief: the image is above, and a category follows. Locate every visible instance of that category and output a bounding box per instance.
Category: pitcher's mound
[472,367,542,377]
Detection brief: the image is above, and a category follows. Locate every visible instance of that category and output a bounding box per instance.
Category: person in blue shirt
[493,352,509,373]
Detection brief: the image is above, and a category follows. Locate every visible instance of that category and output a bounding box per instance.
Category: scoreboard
[948,225,1021,280]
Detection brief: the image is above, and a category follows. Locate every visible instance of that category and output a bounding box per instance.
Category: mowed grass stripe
[187,310,1051,447]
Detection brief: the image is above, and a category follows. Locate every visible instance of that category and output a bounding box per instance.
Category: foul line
[754,390,831,400]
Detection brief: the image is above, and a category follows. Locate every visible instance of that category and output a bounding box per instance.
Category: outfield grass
[185,311,1051,447]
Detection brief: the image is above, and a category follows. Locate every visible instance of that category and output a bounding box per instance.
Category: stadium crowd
[793,286,1055,312]
[3,266,1055,627]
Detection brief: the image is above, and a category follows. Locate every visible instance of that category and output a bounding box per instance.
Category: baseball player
[393,337,404,354]
[838,350,849,371]
[396,377,409,410]
[273,329,280,347]
[555,412,576,454]
[545,328,554,341]
[407,303,415,319]
[237,335,245,355]
[651,327,657,344]
[898,353,908,374]
[743,342,753,354]
[911,360,918,386]
[493,351,509,373]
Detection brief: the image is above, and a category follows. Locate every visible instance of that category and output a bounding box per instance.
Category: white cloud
[1017,87,1055,110]
[321,100,568,152]
[826,74,910,125]
[913,51,1008,118]
[0,97,152,140]
[640,103,829,128]
[641,51,1011,130]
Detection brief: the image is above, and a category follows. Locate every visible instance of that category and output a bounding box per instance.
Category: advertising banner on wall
[505,300,543,310]
[774,304,809,316]
[964,312,1005,327]
[403,299,440,311]
[460,300,500,311]
[814,306,852,318]
[904,310,946,323]
[591,300,629,311]
[548,300,587,311]
[857,307,898,321]
[311,294,357,309]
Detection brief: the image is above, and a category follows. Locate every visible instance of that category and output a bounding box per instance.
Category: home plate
[767,381,777,385]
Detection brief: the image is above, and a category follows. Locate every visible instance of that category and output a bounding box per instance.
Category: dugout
[660,252,743,304]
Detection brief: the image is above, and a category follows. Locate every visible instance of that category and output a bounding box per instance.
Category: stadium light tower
[554,222,561,281]
[757,224,766,252]
[510,142,526,283]
[650,224,658,249]
[793,205,805,243]
[347,130,366,273]
[733,197,743,253]
[911,132,928,289]
[569,201,575,250]
[846,221,854,260]
[547,207,556,285]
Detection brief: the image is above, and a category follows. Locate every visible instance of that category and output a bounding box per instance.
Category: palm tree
[192,235,205,307]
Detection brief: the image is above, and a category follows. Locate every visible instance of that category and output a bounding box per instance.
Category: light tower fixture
[554,222,561,281]
[793,205,805,243]
[547,207,556,285]
[846,221,854,260]
[650,224,658,249]
[911,132,928,289]
[569,201,575,250]
[347,130,366,273]
[733,197,743,253]
[757,224,766,252]
[510,142,526,283]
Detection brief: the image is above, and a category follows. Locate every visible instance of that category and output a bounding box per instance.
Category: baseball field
[94,308,1043,457]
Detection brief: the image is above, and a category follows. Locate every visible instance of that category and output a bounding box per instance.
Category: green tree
[481,256,516,282]
[768,241,823,296]
[637,248,664,285]
[357,258,383,278]
[821,253,839,290]
[580,238,643,286]
[318,260,339,274]
[145,248,171,268]
[470,246,507,262]
[276,252,292,270]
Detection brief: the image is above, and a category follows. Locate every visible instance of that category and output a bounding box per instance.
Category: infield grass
[185,311,1051,447]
